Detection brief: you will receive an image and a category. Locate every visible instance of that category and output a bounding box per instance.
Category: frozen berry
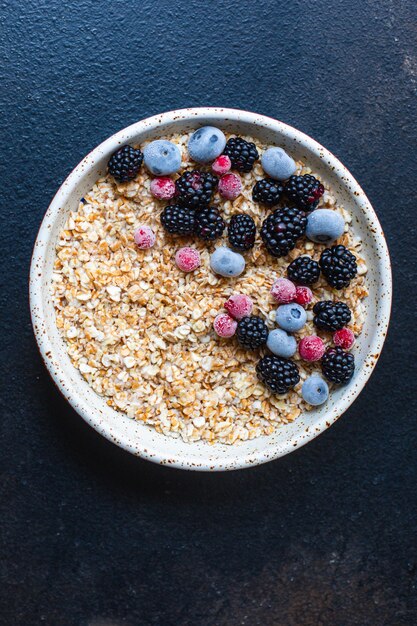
[134,225,156,249]
[175,247,201,272]
[276,303,307,332]
[267,329,297,358]
[270,278,296,304]
[150,177,176,200]
[213,313,237,338]
[218,173,242,200]
[143,140,182,175]
[333,328,355,350]
[188,127,226,163]
[261,147,296,181]
[306,209,345,244]
[302,374,329,406]
[210,247,245,277]
[294,286,313,306]
[224,294,253,320]
[212,155,231,176]
[298,336,325,362]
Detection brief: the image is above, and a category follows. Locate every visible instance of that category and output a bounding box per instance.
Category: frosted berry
[276,303,307,332]
[143,140,182,175]
[267,329,297,358]
[294,286,313,306]
[150,177,176,200]
[210,247,245,277]
[212,155,231,176]
[306,209,345,244]
[333,328,355,350]
[134,225,156,249]
[218,173,242,200]
[261,147,296,181]
[298,336,325,362]
[270,278,296,304]
[188,126,226,163]
[175,247,201,272]
[224,294,253,320]
[302,374,329,406]
[213,313,237,338]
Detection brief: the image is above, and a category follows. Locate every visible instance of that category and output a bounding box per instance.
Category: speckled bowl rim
[30,107,392,471]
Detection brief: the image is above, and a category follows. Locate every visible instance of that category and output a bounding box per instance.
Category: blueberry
[306,209,345,244]
[143,140,182,175]
[210,246,245,277]
[275,303,307,332]
[188,126,226,163]
[302,374,329,406]
[267,329,297,358]
[261,147,296,181]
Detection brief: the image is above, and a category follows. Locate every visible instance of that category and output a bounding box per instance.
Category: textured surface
[1,0,416,624]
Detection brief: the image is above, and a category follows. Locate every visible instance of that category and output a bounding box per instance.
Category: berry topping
[143,140,182,176]
[227,213,256,251]
[285,174,324,211]
[276,303,307,332]
[270,278,296,304]
[319,245,358,289]
[236,316,268,350]
[302,374,329,406]
[287,255,321,285]
[218,173,242,200]
[175,170,218,208]
[188,126,226,163]
[261,147,296,181]
[223,137,259,172]
[256,355,300,394]
[212,155,231,176]
[306,209,345,244]
[313,301,352,332]
[194,206,225,241]
[321,347,355,384]
[160,204,196,235]
[224,294,253,320]
[213,313,237,338]
[252,178,284,206]
[260,206,307,257]
[333,328,355,350]
[150,177,176,200]
[108,145,143,183]
[267,329,297,358]
[298,335,326,362]
[175,247,201,272]
[134,225,156,249]
[294,286,313,306]
[210,247,246,277]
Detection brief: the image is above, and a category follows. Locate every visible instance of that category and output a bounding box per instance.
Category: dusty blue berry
[302,374,329,405]
[261,147,296,180]
[143,140,182,175]
[210,246,245,277]
[275,303,307,332]
[188,126,226,163]
[267,329,297,358]
[306,209,345,244]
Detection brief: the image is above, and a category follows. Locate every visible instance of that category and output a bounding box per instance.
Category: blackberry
[227,213,256,251]
[256,355,300,394]
[287,256,321,285]
[108,145,143,182]
[252,178,284,206]
[322,347,355,384]
[285,174,324,211]
[236,316,268,350]
[313,301,351,331]
[194,206,225,241]
[175,170,218,208]
[223,137,259,172]
[160,204,196,235]
[319,245,358,289]
[260,206,307,257]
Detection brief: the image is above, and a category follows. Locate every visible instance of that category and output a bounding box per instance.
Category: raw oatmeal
[51,133,368,445]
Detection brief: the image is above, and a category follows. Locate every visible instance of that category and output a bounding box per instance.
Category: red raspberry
[175,247,201,272]
[299,335,325,361]
[294,285,313,306]
[333,328,355,350]
[218,173,242,200]
[213,313,237,338]
[212,155,231,176]
[150,176,176,200]
[270,278,296,304]
[224,294,253,320]
[134,225,156,249]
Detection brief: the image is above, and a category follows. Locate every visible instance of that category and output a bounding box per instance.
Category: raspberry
[298,336,326,362]
[175,247,201,272]
[218,173,242,200]
[134,225,156,249]
[333,328,355,350]
[212,155,231,176]
[224,294,253,320]
[150,177,176,200]
[213,313,237,338]
[270,278,296,304]
[294,286,313,306]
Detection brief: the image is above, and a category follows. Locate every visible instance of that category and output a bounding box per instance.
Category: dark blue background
[1,1,416,624]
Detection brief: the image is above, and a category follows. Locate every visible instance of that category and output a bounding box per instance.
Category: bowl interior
[30,109,391,470]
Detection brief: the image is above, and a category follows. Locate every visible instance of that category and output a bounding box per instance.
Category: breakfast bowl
[30,107,392,471]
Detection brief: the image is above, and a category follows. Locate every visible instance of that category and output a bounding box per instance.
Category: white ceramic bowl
[30,107,392,471]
